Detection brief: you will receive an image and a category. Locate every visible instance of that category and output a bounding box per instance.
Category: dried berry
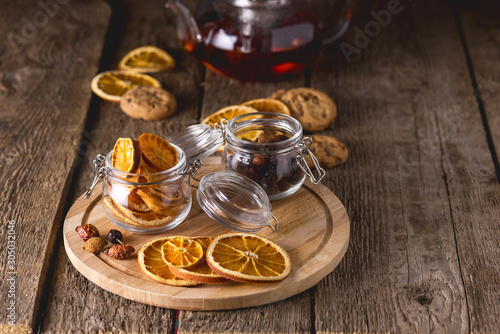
[252,156,266,166]
[83,237,107,253]
[226,129,305,197]
[247,164,261,182]
[75,224,100,242]
[106,244,135,259]
[107,229,123,244]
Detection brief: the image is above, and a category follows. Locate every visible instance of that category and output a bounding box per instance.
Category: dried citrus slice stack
[103,197,174,227]
[135,186,184,216]
[118,46,175,73]
[241,98,291,116]
[104,134,184,228]
[111,138,141,173]
[91,70,161,102]
[169,237,228,284]
[138,237,199,286]
[161,237,204,268]
[206,232,291,283]
[137,133,178,171]
[138,234,291,285]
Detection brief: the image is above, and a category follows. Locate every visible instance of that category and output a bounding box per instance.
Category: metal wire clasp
[296,137,326,185]
[84,154,106,199]
[182,159,202,189]
[266,216,279,232]
[214,118,228,140]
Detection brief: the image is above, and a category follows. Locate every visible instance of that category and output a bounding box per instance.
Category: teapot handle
[313,0,352,44]
[165,0,203,44]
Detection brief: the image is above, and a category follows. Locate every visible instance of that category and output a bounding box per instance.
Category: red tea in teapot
[179,1,322,81]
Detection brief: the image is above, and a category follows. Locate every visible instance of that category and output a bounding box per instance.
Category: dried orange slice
[161,237,203,268]
[137,159,161,174]
[169,237,228,284]
[126,159,161,184]
[127,191,153,213]
[206,232,291,283]
[103,197,174,227]
[118,46,175,73]
[91,70,161,102]
[241,98,291,116]
[107,183,150,213]
[111,138,141,173]
[136,186,184,215]
[138,237,199,286]
[200,105,258,127]
[137,133,178,171]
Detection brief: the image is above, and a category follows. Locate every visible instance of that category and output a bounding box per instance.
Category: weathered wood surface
[452,1,500,332]
[1,0,499,332]
[458,0,500,166]
[312,0,500,332]
[41,0,202,332]
[0,0,110,330]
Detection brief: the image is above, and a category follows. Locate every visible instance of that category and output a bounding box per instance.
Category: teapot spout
[165,0,203,49]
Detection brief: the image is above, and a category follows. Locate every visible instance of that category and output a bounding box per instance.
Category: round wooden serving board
[64,162,350,310]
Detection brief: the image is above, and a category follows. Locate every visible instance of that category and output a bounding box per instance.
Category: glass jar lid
[196,170,278,232]
[166,124,223,162]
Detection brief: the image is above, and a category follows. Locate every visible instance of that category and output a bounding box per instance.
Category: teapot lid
[166,124,223,163]
[197,170,278,232]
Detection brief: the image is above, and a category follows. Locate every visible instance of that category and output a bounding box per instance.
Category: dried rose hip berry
[106,244,135,259]
[75,224,100,242]
[224,130,305,197]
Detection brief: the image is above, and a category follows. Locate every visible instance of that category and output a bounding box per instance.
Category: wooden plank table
[1,0,499,332]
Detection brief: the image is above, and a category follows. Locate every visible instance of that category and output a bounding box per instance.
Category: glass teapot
[165,0,351,81]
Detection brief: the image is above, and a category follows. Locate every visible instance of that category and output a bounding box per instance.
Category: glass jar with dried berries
[221,112,325,201]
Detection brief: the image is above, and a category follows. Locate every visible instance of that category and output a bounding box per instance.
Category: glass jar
[221,112,325,201]
[85,144,192,234]
[85,137,279,234]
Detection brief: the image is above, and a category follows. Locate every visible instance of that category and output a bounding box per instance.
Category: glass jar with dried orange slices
[85,134,194,234]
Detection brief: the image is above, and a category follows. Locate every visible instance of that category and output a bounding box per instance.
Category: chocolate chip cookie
[307,135,348,169]
[277,88,337,132]
[120,86,177,121]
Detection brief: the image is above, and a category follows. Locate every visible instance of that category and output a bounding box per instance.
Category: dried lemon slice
[111,138,141,173]
[138,237,199,286]
[137,133,178,171]
[161,237,203,268]
[206,232,291,283]
[241,98,291,115]
[169,237,228,284]
[91,71,161,102]
[118,46,175,73]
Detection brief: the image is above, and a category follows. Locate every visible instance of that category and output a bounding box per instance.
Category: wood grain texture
[311,0,481,332]
[458,0,500,157]
[311,1,499,333]
[0,0,110,329]
[41,0,203,332]
[450,1,500,332]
